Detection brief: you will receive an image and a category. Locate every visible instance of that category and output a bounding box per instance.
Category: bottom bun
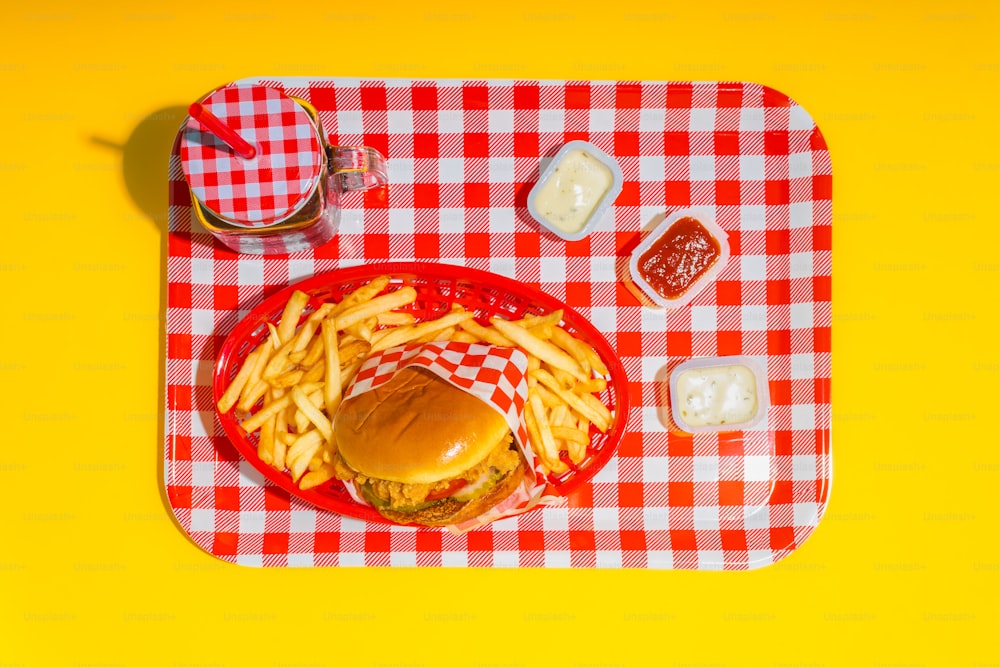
[368,456,527,528]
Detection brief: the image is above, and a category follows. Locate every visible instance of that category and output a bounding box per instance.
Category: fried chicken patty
[332,432,519,510]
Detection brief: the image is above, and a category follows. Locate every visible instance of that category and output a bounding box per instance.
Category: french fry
[240,394,293,433]
[300,332,326,368]
[287,430,323,481]
[345,322,373,343]
[286,429,323,467]
[289,453,313,482]
[266,322,281,347]
[245,337,273,390]
[580,392,613,426]
[217,346,261,413]
[272,407,288,471]
[551,425,589,447]
[552,368,577,389]
[300,360,325,384]
[490,318,587,382]
[334,287,417,331]
[291,303,335,353]
[330,275,391,317]
[458,318,515,347]
[568,442,588,465]
[281,384,319,436]
[575,377,608,394]
[291,407,307,434]
[299,462,337,490]
[549,404,569,428]
[526,354,541,373]
[530,393,559,465]
[370,309,473,352]
[272,442,286,471]
[236,379,269,412]
[530,369,610,432]
[322,320,342,417]
[524,398,546,468]
[292,386,331,440]
[257,415,276,466]
[337,340,370,365]
[376,311,416,326]
[527,323,554,340]
[526,396,567,474]
[550,326,592,375]
[511,309,564,330]
[583,343,609,377]
[262,338,296,380]
[276,290,310,346]
[337,333,359,346]
[525,354,541,391]
[450,331,481,344]
[419,326,456,344]
[533,383,562,409]
[270,369,304,389]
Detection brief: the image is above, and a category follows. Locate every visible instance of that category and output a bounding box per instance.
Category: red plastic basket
[213,262,629,525]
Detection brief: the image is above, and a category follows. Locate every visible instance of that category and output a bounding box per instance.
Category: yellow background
[1,0,997,664]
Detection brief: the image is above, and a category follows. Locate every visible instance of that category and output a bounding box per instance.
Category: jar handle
[327,146,388,193]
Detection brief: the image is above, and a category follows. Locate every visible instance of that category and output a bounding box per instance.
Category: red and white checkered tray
[165,77,832,569]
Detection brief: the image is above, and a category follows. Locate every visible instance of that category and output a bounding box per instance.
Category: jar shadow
[92,106,219,253]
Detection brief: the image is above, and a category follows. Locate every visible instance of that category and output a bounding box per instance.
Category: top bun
[334,368,511,484]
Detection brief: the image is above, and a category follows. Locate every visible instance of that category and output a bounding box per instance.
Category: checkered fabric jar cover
[180,83,323,227]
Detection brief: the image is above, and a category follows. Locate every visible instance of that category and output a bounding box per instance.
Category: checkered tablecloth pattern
[165,77,832,569]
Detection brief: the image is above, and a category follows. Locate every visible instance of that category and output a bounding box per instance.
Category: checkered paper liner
[341,341,558,533]
[165,77,833,569]
[181,83,323,226]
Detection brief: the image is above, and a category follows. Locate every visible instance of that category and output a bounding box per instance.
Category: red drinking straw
[188,102,257,160]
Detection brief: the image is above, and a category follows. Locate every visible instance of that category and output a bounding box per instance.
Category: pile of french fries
[217,275,615,491]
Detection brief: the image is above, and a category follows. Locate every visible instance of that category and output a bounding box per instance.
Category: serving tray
[164,77,832,569]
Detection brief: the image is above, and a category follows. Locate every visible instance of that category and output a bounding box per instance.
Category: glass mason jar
[181,86,387,255]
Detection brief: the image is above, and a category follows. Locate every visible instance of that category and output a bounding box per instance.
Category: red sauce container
[627,207,730,308]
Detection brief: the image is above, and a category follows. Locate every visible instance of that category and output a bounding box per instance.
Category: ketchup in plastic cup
[627,207,730,308]
[180,83,388,255]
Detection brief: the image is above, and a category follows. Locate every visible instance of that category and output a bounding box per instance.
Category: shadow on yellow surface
[93,106,187,233]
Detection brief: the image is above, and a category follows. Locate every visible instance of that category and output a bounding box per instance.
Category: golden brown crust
[371,455,527,527]
[360,433,518,508]
[334,368,511,484]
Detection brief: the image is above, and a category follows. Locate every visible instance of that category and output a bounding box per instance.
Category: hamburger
[330,367,527,527]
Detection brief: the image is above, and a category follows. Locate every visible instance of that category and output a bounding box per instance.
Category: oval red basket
[213,262,629,525]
